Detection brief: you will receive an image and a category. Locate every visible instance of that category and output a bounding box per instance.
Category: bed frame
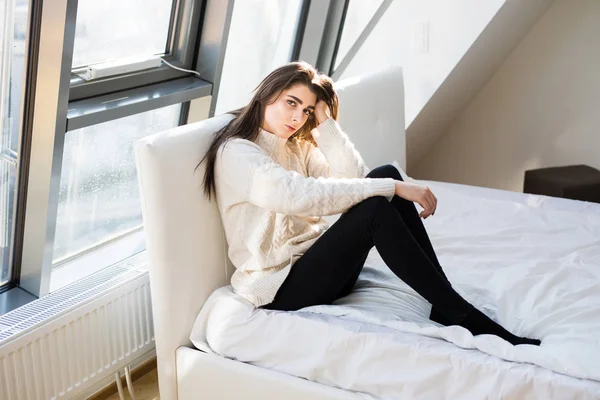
[134,66,406,399]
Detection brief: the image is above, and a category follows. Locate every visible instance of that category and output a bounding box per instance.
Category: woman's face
[262,84,317,139]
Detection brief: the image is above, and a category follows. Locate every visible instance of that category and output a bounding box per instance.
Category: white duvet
[191,181,600,399]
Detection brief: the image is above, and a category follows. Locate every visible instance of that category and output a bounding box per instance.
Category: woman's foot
[459,308,541,346]
[429,306,452,326]
[430,306,541,346]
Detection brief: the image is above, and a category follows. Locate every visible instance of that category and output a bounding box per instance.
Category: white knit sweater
[215,118,396,307]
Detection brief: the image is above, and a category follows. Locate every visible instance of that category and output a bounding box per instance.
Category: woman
[200,61,540,346]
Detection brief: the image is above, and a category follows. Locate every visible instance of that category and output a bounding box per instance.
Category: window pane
[72,0,175,69]
[52,105,181,264]
[334,0,384,69]
[0,165,16,285]
[0,0,28,285]
[215,0,302,115]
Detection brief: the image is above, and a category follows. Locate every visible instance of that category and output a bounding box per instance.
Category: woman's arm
[305,101,370,179]
[217,139,395,217]
[394,181,438,219]
[305,119,369,179]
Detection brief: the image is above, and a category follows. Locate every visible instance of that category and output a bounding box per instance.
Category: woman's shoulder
[219,137,264,155]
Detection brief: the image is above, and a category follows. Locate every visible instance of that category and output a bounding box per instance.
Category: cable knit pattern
[215,118,396,307]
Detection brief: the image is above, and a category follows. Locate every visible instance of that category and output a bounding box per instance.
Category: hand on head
[314,100,331,125]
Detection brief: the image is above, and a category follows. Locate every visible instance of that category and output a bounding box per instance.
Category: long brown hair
[199,61,339,200]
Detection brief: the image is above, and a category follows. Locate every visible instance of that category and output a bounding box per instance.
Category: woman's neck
[256,128,288,155]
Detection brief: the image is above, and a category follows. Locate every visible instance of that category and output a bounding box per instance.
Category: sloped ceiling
[406,0,555,171]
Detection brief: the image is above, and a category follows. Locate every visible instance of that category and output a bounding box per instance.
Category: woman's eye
[287,100,296,106]
[304,110,312,116]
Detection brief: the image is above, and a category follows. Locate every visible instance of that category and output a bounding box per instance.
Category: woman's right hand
[394,181,437,219]
[314,100,331,125]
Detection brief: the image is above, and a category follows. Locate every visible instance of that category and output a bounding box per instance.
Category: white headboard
[134,66,405,400]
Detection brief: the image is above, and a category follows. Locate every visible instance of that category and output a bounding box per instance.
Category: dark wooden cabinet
[524,165,600,204]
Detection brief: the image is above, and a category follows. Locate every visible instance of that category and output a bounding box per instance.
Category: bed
[135,66,600,399]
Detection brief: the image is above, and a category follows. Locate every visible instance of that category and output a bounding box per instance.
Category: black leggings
[262,164,474,323]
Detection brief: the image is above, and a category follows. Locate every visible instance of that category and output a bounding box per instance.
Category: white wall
[413,0,600,193]
[338,0,505,127]
[404,0,554,169]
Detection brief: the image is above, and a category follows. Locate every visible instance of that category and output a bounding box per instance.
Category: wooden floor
[105,368,160,400]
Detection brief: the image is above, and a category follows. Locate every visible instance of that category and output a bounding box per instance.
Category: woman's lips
[285,125,295,132]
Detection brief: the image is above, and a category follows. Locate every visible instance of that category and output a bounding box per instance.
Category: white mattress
[191,180,600,399]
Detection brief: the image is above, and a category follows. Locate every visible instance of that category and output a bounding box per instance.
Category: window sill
[1,239,148,317]
[0,287,37,317]
[50,230,147,293]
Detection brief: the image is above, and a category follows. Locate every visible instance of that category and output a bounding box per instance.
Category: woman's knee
[367,164,403,181]
[353,196,391,216]
[347,196,396,232]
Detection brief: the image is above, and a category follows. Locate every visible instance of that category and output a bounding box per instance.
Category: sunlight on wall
[338,0,505,128]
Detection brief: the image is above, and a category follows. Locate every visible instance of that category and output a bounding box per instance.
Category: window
[72,0,176,68]
[334,0,384,70]
[0,0,29,288]
[3,0,230,307]
[11,0,226,301]
[53,104,182,265]
[68,0,201,101]
[215,0,303,115]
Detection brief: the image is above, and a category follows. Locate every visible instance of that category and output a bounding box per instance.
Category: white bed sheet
[191,181,600,399]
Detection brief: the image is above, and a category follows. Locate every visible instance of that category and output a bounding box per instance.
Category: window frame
[1,0,41,294]
[11,0,235,302]
[330,0,393,80]
[292,0,348,76]
[68,0,202,101]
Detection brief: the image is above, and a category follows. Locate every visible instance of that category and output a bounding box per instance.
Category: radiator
[0,261,155,400]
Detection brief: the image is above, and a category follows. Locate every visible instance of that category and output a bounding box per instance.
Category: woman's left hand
[314,100,331,125]
[394,181,437,219]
